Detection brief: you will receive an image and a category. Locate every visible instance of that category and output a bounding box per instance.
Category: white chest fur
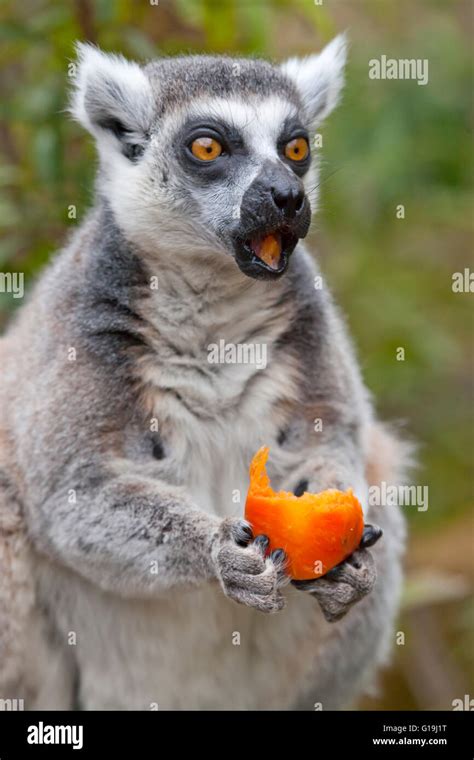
[138,264,302,517]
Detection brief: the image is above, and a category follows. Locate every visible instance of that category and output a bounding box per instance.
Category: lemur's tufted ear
[280,34,347,128]
[70,43,154,160]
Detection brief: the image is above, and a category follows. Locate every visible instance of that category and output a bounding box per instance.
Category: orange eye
[190,136,222,161]
[284,137,309,162]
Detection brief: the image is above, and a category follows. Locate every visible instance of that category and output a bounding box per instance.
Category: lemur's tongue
[251,233,282,270]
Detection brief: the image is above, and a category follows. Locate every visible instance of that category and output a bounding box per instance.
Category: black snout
[232,161,312,280]
[271,181,305,218]
[237,161,310,234]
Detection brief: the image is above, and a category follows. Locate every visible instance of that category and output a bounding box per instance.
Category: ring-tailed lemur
[0,37,407,710]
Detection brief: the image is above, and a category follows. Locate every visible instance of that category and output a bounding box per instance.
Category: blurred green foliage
[0,0,471,532]
[0,0,472,712]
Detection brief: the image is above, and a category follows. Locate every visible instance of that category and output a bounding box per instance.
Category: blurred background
[0,0,472,709]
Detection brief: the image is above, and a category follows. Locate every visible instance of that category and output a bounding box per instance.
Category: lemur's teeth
[252,233,282,269]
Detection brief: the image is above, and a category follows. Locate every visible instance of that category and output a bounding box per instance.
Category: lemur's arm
[25,460,287,612]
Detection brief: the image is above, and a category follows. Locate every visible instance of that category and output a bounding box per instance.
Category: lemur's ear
[70,43,154,160]
[280,34,347,128]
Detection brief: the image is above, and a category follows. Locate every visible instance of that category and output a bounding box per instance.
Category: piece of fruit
[244,447,364,580]
[252,233,282,269]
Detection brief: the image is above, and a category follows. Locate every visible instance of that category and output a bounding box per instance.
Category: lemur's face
[72,39,346,280]
[170,97,312,279]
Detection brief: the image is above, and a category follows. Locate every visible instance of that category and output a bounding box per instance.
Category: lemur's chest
[137,281,302,516]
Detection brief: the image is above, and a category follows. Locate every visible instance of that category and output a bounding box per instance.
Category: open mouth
[235,229,299,279]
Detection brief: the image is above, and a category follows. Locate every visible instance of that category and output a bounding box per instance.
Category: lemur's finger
[234,592,285,614]
[218,546,265,578]
[227,568,279,596]
[253,534,270,555]
[360,524,383,549]
[269,548,289,584]
[328,550,376,594]
[324,563,347,580]
[270,548,286,566]
[229,519,253,546]
[292,563,347,586]
[291,577,320,591]
[346,552,362,569]
[292,546,376,595]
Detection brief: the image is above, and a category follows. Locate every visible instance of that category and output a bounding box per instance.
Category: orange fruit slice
[244,447,364,580]
[253,233,282,269]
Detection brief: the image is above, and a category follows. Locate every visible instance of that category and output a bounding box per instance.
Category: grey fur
[293,549,377,622]
[0,40,407,710]
[144,55,301,112]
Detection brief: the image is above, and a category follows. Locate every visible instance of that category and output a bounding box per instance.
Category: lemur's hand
[212,519,288,613]
[291,525,382,623]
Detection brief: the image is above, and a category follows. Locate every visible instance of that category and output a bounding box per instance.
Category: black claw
[233,520,253,546]
[270,548,286,565]
[293,479,309,497]
[291,578,317,590]
[360,524,383,549]
[253,534,270,553]
[324,564,343,580]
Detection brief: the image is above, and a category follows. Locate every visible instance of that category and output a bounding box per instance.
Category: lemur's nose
[271,182,305,218]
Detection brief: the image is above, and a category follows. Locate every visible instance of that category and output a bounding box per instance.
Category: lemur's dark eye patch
[180,118,245,169]
[278,119,311,175]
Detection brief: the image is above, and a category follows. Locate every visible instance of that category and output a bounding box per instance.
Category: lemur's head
[71,38,346,280]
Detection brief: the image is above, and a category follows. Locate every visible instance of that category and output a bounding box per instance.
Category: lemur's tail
[366,421,416,490]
